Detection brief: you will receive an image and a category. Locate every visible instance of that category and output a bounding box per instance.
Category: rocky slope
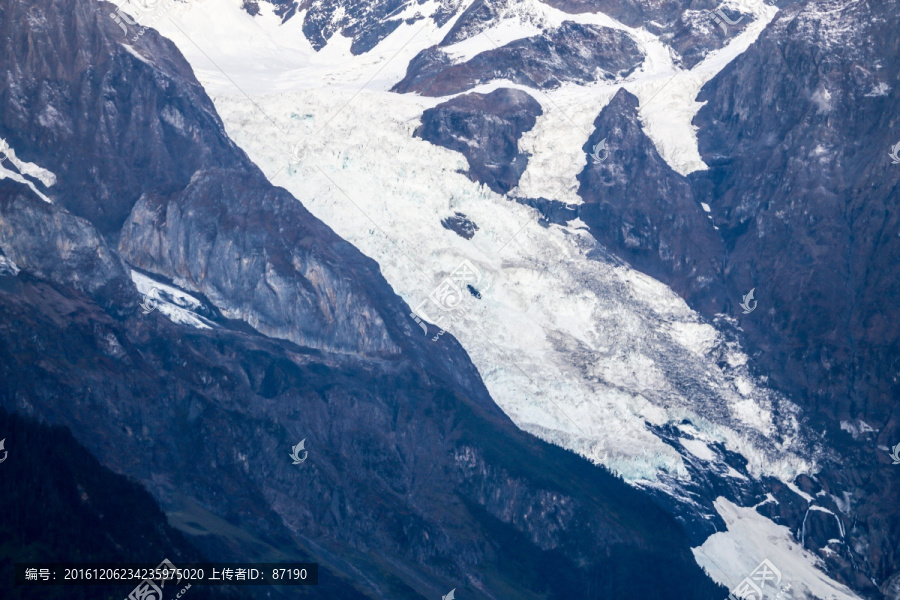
[415,88,543,194]
[0,0,726,598]
[0,410,253,600]
[574,88,726,314]
[393,20,643,96]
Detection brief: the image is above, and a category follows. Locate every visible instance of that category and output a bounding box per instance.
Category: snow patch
[864,82,890,97]
[131,270,214,330]
[693,498,862,600]
[681,438,716,461]
[0,254,20,276]
[0,137,56,203]
[840,419,877,439]
[121,43,154,66]
[785,480,814,504]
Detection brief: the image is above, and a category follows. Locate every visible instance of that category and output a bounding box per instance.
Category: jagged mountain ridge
[251,0,752,68]
[0,410,254,600]
[0,0,727,599]
[393,21,643,96]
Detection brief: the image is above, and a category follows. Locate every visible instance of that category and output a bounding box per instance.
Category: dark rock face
[437,0,514,46]
[575,88,726,313]
[0,0,405,359]
[441,211,479,239]
[297,0,408,54]
[0,410,252,600]
[0,1,243,237]
[118,168,399,356]
[415,88,542,194]
[0,185,132,305]
[663,5,752,69]
[395,21,643,96]
[241,1,261,16]
[0,0,726,598]
[693,0,900,425]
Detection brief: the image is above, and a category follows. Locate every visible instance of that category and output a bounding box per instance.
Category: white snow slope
[694,498,859,600]
[0,137,56,203]
[130,0,858,597]
[131,270,215,330]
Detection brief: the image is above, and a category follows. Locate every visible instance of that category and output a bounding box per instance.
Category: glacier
[139,0,861,597]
